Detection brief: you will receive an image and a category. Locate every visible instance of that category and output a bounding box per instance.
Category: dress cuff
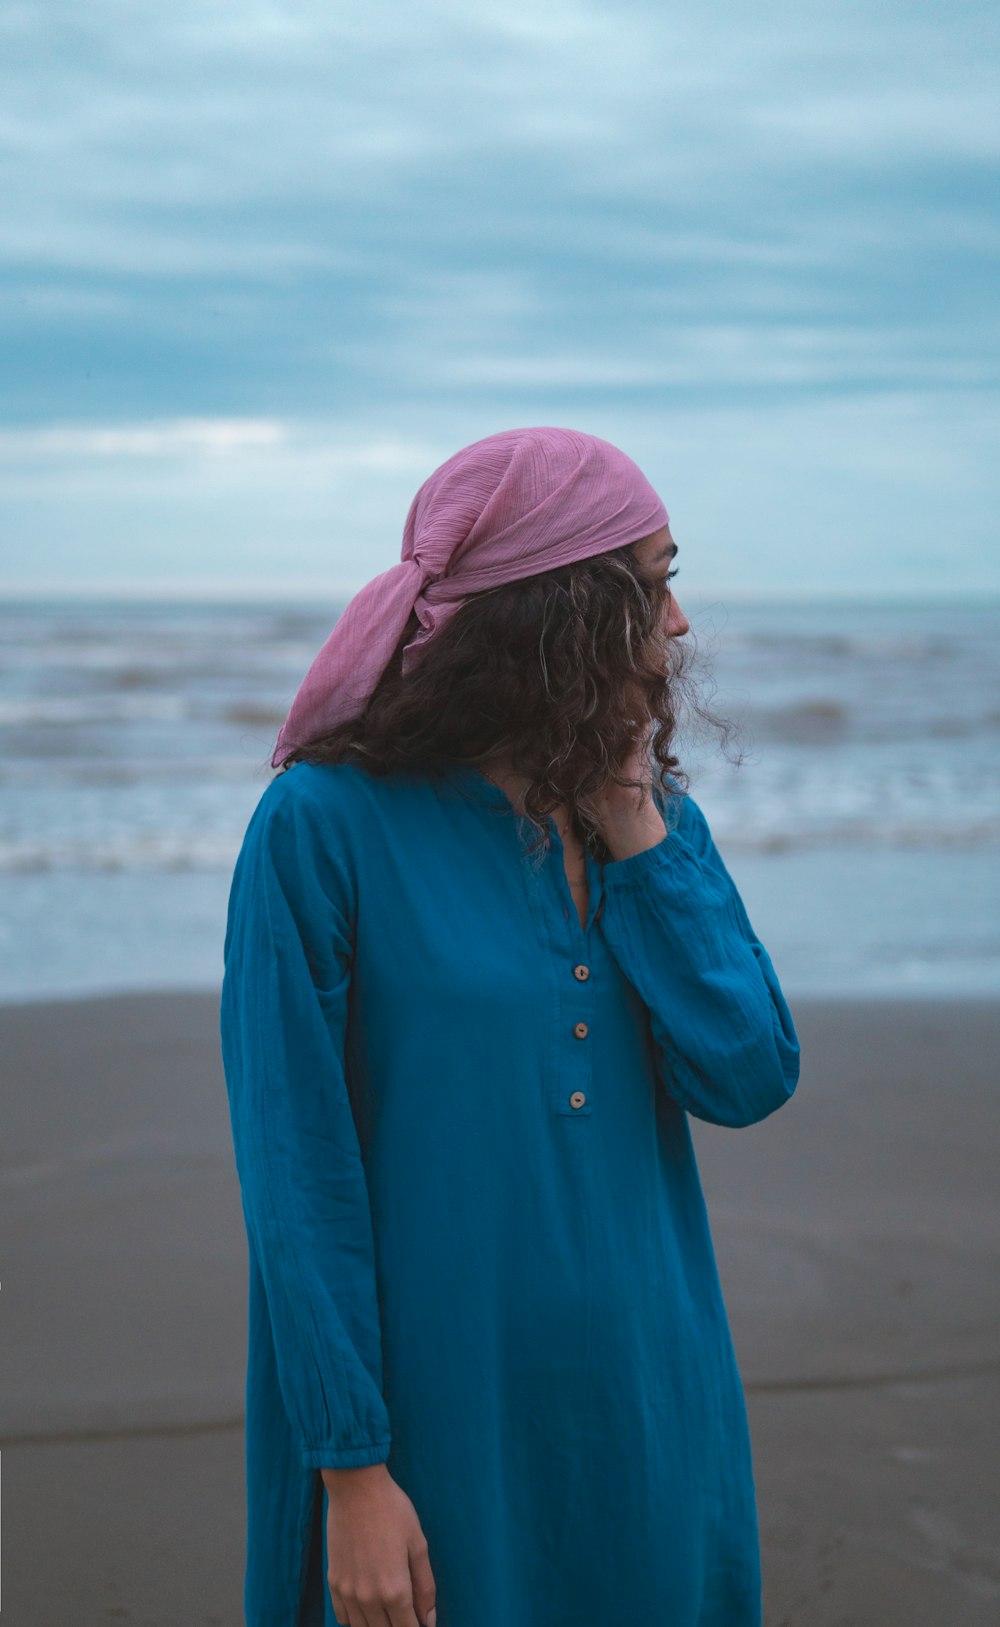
[601,830,694,890]
[302,1439,392,1471]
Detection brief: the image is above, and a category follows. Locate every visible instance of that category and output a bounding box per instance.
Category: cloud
[0,0,997,593]
[0,393,995,598]
[0,418,288,458]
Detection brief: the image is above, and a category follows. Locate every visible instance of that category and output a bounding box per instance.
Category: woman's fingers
[329,1589,420,1627]
[356,1600,395,1627]
[328,1560,427,1627]
[384,1594,425,1627]
[363,1591,425,1627]
[408,1531,437,1627]
[327,1586,370,1627]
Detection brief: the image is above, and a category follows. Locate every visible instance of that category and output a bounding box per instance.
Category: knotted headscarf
[271,425,669,768]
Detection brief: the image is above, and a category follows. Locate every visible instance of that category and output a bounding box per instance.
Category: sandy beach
[3,989,999,1626]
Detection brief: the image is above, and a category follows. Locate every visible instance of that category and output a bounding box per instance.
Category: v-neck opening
[445,763,605,926]
[446,767,606,936]
[547,815,605,937]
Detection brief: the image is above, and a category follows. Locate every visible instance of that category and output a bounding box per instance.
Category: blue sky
[2,0,998,600]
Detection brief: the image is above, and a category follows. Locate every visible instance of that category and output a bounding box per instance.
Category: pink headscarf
[271,426,668,768]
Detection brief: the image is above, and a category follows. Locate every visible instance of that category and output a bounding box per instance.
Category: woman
[220,426,801,1627]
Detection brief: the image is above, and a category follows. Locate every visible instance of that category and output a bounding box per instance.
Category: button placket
[561,960,593,1117]
[524,848,596,1120]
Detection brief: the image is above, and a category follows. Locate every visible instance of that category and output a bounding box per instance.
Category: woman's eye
[665,567,679,583]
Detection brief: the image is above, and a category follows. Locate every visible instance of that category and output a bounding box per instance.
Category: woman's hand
[584,732,667,862]
[321,1463,437,1627]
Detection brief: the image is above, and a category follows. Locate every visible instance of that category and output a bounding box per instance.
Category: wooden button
[573,1021,589,1039]
[573,964,590,981]
[569,1091,587,1109]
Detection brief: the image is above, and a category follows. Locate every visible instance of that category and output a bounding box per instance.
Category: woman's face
[633,523,690,639]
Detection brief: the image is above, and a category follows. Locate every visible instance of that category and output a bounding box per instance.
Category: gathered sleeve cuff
[598,780,801,1128]
[220,769,392,1470]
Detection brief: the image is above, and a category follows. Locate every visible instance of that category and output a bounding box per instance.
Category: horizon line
[1,583,998,609]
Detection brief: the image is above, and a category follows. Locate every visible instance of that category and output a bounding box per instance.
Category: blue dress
[220,758,801,1627]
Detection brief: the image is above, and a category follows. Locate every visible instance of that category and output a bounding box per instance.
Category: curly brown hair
[272,536,741,864]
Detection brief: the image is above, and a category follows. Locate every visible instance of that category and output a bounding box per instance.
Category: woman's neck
[479,757,575,837]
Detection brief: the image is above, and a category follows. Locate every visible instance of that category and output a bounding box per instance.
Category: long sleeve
[220,771,392,1470]
[598,782,801,1128]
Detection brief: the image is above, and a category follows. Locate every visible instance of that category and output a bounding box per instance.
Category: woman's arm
[220,769,392,1469]
[597,776,801,1128]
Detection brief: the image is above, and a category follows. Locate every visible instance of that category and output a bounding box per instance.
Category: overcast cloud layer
[2,0,998,597]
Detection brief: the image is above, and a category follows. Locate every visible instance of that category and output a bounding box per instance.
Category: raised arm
[220,771,392,1468]
[598,782,801,1128]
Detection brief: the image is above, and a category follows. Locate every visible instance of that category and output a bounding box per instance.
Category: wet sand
[3,990,999,1625]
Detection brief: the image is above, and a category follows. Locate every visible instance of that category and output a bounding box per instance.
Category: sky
[2,0,998,601]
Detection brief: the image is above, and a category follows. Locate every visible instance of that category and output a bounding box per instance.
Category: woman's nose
[666,596,690,637]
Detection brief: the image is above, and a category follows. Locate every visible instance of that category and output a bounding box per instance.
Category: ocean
[1,596,997,1003]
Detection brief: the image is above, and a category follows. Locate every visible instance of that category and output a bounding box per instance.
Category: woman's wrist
[321,1462,390,1495]
[602,806,667,862]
